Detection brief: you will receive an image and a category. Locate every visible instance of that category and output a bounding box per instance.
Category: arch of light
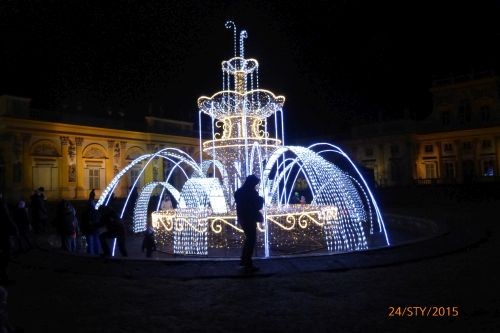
[96,22,390,257]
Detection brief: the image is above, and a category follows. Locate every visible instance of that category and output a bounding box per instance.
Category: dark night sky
[1,0,499,141]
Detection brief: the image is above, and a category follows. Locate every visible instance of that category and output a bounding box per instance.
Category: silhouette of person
[30,187,48,233]
[98,201,128,258]
[142,223,157,258]
[234,175,264,272]
[81,189,101,255]
[56,200,78,252]
[13,199,32,253]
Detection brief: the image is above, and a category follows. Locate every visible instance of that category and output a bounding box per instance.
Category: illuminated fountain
[96,22,390,257]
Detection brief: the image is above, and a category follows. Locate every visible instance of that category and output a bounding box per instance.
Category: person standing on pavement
[57,200,78,253]
[234,174,264,272]
[98,202,128,258]
[12,199,32,253]
[142,222,157,258]
[80,189,101,255]
[30,187,48,233]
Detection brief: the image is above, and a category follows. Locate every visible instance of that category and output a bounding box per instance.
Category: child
[160,195,173,210]
[142,224,156,258]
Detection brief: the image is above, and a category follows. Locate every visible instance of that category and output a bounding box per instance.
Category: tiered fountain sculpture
[96,22,390,257]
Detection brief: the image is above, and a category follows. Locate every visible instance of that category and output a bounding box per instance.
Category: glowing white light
[98,22,389,257]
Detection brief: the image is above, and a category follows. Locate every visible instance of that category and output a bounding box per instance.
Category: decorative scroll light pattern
[152,204,338,254]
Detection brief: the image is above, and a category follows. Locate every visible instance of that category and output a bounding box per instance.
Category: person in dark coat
[56,200,78,252]
[234,174,264,272]
[80,189,100,255]
[98,204,128,257]
[30,187,48,233]
[142,223,156,258]
[12,199,32,253]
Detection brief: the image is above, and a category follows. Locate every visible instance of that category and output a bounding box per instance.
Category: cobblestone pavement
[3,199,499,333]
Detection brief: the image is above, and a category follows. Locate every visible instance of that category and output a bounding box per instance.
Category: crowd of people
[0,187,161,284]
[1,180,311,280]
[0,186,160,332]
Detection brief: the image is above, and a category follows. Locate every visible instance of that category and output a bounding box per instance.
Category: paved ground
[3,198,499,332]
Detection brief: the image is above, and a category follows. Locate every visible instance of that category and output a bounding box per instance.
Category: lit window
[425,163,436,178]
[483,160,494,176]
[89,168,100,190]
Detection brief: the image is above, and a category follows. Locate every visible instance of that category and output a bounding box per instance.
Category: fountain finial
[225,21,237,58]
[225,21,248,61]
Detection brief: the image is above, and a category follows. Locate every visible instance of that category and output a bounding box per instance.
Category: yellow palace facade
[339,71,500,187]
[0,95,199,202]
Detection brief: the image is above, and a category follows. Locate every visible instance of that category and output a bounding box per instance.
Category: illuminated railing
[151,205,339,255]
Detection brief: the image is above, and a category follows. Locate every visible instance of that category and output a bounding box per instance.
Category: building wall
[0,101,199,202]
[341,133,415,187]
[413,127,500,183]
[338,72,500,187]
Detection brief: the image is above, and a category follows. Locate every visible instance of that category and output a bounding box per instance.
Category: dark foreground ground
[3,191,500,333]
